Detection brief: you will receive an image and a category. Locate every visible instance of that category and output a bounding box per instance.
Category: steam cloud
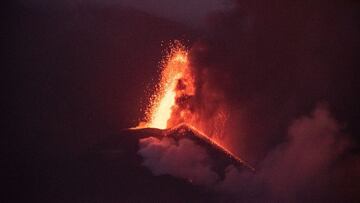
[138,105,358,201]
[138,136,219,186]
[217,105,352,201]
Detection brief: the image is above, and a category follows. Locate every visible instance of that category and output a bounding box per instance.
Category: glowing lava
[143,43,191,129]
[135,41,254,171]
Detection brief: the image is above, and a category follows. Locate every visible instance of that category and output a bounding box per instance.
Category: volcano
[115,42,254,185]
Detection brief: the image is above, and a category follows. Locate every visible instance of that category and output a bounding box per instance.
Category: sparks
[134,41,253,171]
[145,43,190,129]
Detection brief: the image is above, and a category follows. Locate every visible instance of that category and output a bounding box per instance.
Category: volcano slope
[97,124,253,175]
[25,124,254,202]
[84,124,253,202]
[165,124,254,172]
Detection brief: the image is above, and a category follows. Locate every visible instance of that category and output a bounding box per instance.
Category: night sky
[5,0,360,202]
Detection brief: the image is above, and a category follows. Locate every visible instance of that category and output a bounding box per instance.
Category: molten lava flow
[143,42,192,129]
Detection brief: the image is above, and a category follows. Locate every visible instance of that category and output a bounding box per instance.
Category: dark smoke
[189,0,360,161]
[139,0,360,202]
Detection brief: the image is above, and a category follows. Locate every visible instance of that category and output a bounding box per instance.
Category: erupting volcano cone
[97,124,254,175]
[129,42,254,177]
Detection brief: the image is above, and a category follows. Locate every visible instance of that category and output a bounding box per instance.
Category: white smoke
[138,136,219,186]
[138,104,354,201]
[217,104,350,201]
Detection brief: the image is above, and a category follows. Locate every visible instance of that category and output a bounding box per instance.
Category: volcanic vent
[131,41,254,175]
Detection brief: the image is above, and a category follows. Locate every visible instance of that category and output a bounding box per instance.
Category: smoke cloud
[134,0,359,201]
[138,136,219,186]
[188,0,360,162]
[138,1,359,201]
[138,105,359,201]
[217,105,353,201]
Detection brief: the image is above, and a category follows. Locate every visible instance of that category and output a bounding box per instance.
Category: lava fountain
[140,42,195,129]
[135,41,253,171]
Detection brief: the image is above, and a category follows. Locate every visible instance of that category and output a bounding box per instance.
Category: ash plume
[138,0,360,202]
[188,0,360,163]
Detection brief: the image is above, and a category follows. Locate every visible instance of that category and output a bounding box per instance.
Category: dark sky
[5,0,360,202]
[18,0,234,26]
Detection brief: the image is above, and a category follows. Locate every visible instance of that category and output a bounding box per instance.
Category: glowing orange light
[144,44,189,129]
[135,41,254,171]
